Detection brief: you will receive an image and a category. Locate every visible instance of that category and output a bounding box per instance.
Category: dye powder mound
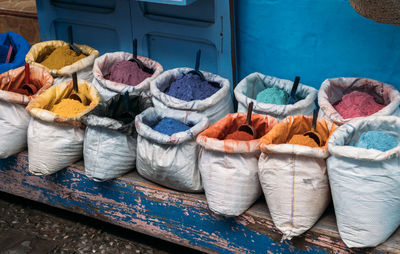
[256,87,289,105]
[165,73,220,101]
[334,91,385,119]
[40,46,86,70]
[152,118,191,136]
[225,131,254,141]
[51,98,88,117]
[288,134,319,148]
[354,131,398,152]
[108,60,152,86]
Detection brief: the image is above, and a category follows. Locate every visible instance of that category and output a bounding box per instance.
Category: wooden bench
[0,152,398,253]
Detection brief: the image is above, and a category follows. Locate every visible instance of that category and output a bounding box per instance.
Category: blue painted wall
[235,0,400,89]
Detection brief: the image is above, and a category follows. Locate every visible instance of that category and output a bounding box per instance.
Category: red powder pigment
[107,60,152,86]
[225,131,254,141]
[334,91,385,119]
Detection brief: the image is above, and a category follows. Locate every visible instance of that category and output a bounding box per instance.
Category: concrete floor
[0,192,202,254]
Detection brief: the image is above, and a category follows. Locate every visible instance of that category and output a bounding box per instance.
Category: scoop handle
[246,102,253,125]
[24,63,30,86]
[5,44,13,63]
[68,26,74,45]
[288,76,300,104]
[72,72,78,93]
[124,91,130,110]
[194,50,201,72]
[312,105,319,131]
[132,39,137,59]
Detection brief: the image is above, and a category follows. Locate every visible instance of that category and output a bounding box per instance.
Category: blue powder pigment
[165,73,220,101]
[152,118,191,136]
[354,131,398,152]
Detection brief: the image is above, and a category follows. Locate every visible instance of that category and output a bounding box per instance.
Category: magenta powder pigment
[165,73,220,101]
[334,91,385,119]
[108,60,152,86]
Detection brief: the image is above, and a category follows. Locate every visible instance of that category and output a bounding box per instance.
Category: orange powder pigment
[51,98,88,117]
[225,131,254,141]
[288,134,319,147]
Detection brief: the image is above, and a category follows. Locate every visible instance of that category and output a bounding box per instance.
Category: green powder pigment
[256,87,289,105]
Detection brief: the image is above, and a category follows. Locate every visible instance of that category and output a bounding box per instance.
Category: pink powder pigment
[334,91,385,119]
[107,60,152,86]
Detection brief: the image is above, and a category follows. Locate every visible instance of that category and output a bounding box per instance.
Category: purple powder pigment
[107,60,152,86]
[165,73,220,101]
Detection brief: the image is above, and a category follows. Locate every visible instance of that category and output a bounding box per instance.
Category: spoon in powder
[304,105,322,146]
[186,50,220,88]
[129,39,154,75]
[68,72,86,104]
[67,26,82,56]
[13,64,37,96]
[288,76,300,104]
[238,101,256,138]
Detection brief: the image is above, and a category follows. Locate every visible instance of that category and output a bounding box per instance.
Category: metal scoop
[13,64,38,96]
[68,72,86,104]
[67,26,82,56]
[186,49,220,88]
[129,39,154,74]
[288,76,300,104]
[304,106,322,146]
[238,101,256,138]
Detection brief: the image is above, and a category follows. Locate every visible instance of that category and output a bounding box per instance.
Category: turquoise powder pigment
[355,131,398,152]
[256,87,289,105]
[152,118,191,136]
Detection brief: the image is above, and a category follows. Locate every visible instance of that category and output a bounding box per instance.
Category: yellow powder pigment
[40,46,86,70]
[51,98,88,117]
[288,134,319,148]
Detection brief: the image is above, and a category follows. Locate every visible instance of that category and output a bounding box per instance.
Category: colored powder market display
[354,131,398,152]
[40,46,86,70]
[225,131,254,141]
[107,60,152,86]
[165,73,220,101]
[334,91,385,119]
[288,134,319,147]
[256,87,289,105]
[152,118,191,136]
[51,98,88,117]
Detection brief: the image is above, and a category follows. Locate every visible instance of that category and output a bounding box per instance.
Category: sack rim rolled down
[259,115,338,159]
[328,116,400,161]
[318,77,400,125]
[135,107,209,145]
[92,52,163,96]
[25,40,99,77]
[150,67,231,112]
[234,72,317,117]
[196,113,278,154]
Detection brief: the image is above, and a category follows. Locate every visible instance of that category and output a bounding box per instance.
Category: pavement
[0,192,201,254]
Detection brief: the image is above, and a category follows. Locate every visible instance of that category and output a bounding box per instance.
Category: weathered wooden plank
[0,152,398,254]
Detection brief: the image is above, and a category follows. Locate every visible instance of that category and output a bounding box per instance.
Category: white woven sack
[28,118,84,175]
[0,101,30,158]
[327,116,400,248]
[92,52,163,101]
[150,67,233,124]
[318,77,400,126]
[234,72,317,120]
[135,107,209,192]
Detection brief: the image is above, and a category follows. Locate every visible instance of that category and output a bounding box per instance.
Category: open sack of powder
[0,65,52,158]
[92,52,163,108]
[25,40,99,84]
[196,113,278,216]
[81,93,142,182]
[258,115,338,240]
[234,73,317,120]
[0,32,30,74]
[135,107,209,192]
[26,79,100,175]
[150,67,233,124]
[318,77,400,125]
[327,116,400,248]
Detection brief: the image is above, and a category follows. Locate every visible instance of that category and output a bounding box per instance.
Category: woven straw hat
[350,0,400,25]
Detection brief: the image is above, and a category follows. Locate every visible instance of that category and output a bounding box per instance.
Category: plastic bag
[318,77,400,125]
[0,32,30,74]
[327,116,400,248]
[26,79,100,175]
[258,115,337,240]
[234,73,317,120]
[25,40,99,84]
[150,68,233,124]
[92,52,163,101]
[0,65,53,158]
[135,107,209,192]
[81,93,141,181]
[196,113,278,216]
